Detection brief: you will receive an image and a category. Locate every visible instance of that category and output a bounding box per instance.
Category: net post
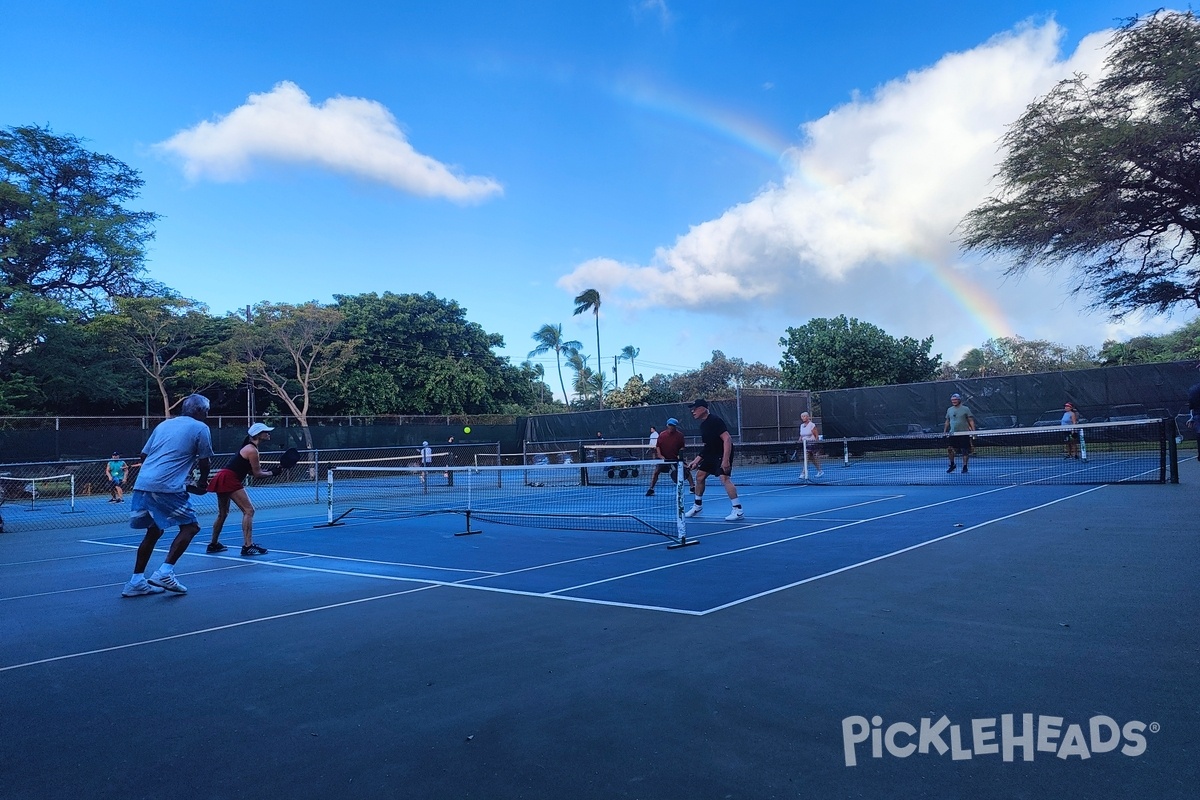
[666,458,698,549]
[456,508,483,536]
[68,474,78,514]
[313,449,321,503]
[1164,418,1178,484]
[1078,428,1088,462]
[800,438,809,481]
[842,440,849,467]
[312,470,348,527]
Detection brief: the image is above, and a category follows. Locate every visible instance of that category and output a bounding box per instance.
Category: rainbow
[609,77,1016,344]
[922,259,1017,343]
[608,78,795,166]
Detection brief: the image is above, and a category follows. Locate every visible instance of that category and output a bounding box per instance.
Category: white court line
[0,560,256,603]
[547,484,1031,596]
[0,584,440,673]
[699,485,1106,614]
[0,486,1104,672]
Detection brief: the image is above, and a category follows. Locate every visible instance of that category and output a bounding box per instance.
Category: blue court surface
[1,467,1197,799]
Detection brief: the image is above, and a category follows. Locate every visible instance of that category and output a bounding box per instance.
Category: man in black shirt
[684,399,744,521]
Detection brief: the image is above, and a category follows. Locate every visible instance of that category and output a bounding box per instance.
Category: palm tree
[528,324,582,404]
[620,345,640,378]
[565,350,595,405]
[520,359,547,403]
[572,288,603,408]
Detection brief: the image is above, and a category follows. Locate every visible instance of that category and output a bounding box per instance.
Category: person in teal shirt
[943,393,976,474]
[106,452,128,503]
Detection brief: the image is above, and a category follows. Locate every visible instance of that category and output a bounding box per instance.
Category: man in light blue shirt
[121,394,214,597]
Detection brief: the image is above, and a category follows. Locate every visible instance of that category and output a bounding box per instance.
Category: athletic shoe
[962,466,969,474]
[724,508,745,521]
[205,542,228,554]
[241,543,268,556]
[684,505,703,518]
[645,489,655,496]
[148,569,187,594]
[121,579,164,597]
[946,464,957,473]
[815,471,825,478]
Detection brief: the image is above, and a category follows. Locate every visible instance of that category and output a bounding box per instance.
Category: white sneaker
[684,505,703,518]
[121,579,164,597]
[148,569,187,594]
[815,471,824,478]
[724,508,745,521]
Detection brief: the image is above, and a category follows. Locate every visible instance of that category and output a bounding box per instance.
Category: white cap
[422,441,429,446]
[248,422,274,436]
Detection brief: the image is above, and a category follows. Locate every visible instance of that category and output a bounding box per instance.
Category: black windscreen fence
[817,361,1198,440]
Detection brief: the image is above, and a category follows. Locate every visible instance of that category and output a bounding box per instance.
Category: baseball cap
[666,417,679,426]
[689,399,709,408]
[248,422,274,436]
[950,393,961,400]
[422,441,429,446]
[112,451,120,457]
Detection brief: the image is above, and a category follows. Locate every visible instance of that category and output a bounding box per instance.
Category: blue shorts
[129,490,199,530]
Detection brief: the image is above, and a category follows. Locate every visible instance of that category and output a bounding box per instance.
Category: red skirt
[207,469,245,495]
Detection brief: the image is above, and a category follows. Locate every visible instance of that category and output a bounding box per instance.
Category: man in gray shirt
[943,393,976,474]
[121,393,215,597]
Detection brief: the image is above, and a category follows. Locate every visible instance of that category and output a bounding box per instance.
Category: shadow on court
[1,464,1197,800]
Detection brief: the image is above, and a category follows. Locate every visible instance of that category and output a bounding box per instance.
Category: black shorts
[696,455,731,477]
[1063,431,1078,442]
[947,434,971,452]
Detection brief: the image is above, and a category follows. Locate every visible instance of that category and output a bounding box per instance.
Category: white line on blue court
[544,484,1086,602]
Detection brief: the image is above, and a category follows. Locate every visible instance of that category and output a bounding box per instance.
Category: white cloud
[156,81,502,202]
[634,0,673,28]
[559,20,1145,355]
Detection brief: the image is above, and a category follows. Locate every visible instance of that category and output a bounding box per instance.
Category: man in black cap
[684,400,744,521]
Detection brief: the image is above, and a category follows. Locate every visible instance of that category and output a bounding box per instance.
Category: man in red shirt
[645,418,695,496]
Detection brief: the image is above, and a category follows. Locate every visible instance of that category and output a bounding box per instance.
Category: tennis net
[715,418,1176,486]
[324,460,693,546]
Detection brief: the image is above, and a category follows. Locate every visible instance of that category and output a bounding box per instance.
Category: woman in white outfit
[798,411,824,478]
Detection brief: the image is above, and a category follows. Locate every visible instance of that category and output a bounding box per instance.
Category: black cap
[689,399,709,408]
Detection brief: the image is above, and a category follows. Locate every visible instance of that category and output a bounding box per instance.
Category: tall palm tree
[572,288,603,408]
[528,324,582,404]
[620,345,640,378]
[565,350,594,404]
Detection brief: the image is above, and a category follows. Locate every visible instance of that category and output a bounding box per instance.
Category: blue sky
[2,1,1180,396]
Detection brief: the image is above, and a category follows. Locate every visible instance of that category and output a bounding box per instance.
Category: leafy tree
[605,374,652,409]
[643,374,683,405]
[572,288,603,408]
[949,336,1099,378]
[334,292,530,415]
[528,323,582,405]
[669,350,782,400]
[93,296,242,416]
[1098,319,1200,364]
[228,301,356,448]
[0,289,141,414]
[780,316,941,390]
[0,125,162,311]
[960,11,1200,316]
